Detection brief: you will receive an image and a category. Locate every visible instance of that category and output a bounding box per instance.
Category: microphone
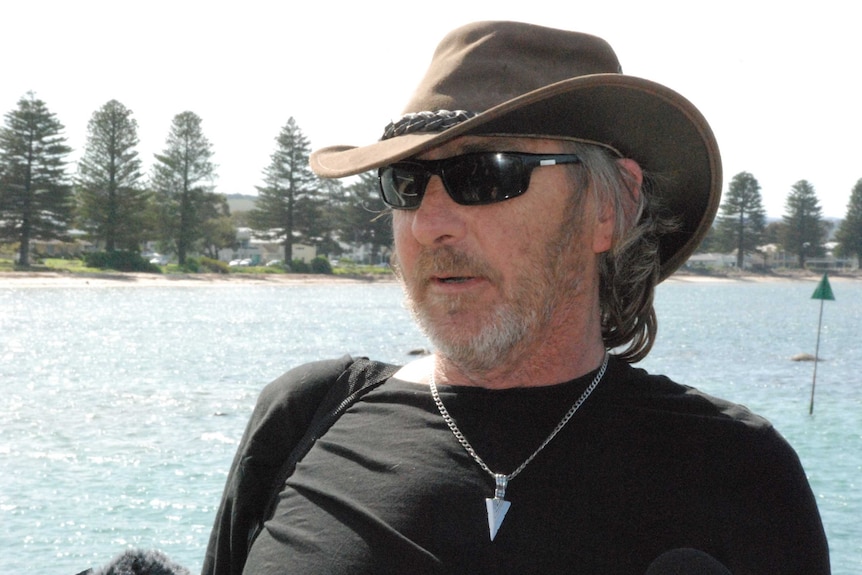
[84,548,190,575]
[645,548,732,575]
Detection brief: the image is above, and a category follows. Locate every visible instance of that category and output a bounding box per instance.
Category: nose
[408,175,468,246]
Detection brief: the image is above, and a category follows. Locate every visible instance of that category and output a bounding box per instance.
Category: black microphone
[645,548,732,575]
[82,548,190,575]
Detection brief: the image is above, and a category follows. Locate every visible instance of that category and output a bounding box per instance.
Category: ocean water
[0,279,859,574]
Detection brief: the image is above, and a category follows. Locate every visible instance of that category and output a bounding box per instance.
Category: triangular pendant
[486,496,511,541]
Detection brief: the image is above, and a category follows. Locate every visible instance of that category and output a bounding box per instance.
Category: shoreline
[0,270,398,288]
[0,269,858,288]
[666,270,861,284]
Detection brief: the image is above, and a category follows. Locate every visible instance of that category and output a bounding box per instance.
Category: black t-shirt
[242,358,829,575]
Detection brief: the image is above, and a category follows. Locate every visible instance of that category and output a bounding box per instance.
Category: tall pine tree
[715,171,766,268]
[76,100,148,252]
[151,111,217,265]
[835,178,862,263]
[342,172,393,264]
[250,118,319,263]
[199,194,236,259]
[0,93,73,266]
[782,179,824,268]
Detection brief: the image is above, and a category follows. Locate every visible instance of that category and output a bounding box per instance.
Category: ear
[592,197,615,254]
[592,158,643,254]
[616,158,643,199]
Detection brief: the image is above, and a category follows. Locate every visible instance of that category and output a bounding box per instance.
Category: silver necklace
[429,353,609,541]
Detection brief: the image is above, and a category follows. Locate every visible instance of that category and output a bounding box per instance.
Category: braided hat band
[382,110,478,140]
[381,109,625,159]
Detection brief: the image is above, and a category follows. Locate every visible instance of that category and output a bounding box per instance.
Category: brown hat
[310,21,721,280]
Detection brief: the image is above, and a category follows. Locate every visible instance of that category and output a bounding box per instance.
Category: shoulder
[244,356,398,452]
[599,357,812,489]
[255,356,399,420]
[599,361,829,571]
[238,355,396,461]
[258,356,356,406]
[600,356,773,433]
[249,356,352,424]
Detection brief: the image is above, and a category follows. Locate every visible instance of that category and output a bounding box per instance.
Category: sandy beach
[0,269,857,288]
[0,270,398,288]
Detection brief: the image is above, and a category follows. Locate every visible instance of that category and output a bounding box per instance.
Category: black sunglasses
[377,152,581,209]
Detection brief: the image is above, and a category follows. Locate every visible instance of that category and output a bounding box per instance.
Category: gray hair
[564,143,671,363]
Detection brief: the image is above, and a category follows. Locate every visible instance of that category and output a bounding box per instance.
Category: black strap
[202,356,399,575]
[249,358,398,547]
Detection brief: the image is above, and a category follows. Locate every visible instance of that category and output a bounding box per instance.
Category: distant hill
[226,194,257,213]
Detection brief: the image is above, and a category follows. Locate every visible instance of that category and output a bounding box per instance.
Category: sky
[2,0,858,218]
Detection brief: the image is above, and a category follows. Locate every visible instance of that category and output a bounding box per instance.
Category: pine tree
[0,93,73,266]
[199,194,236,259]
[715,171,767,268]
[250,118,319,263]
[76,100,148,252]
[151,111,217,265]
[782,179,824,268]
[341,172,393,263]
[303,177,342,257]
[835,178,862,263]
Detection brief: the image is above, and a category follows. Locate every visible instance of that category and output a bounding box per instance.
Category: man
[204,21,829,574]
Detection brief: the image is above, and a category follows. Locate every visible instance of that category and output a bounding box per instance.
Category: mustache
[395,246,500,284]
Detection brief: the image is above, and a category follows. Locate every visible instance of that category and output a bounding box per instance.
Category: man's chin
[416,309,530,373]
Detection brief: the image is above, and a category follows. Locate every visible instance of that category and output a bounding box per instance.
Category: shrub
[181,257,200,273]
[200,257,230,274]
[310,256,333,275]
[84,251,162,273]
[290,259,310,273]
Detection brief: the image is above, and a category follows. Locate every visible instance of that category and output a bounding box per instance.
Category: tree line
[0,92,392,268]
[704,171,862,269]
[2,92,861,272]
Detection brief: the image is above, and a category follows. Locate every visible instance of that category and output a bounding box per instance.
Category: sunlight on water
[1,281,860,574]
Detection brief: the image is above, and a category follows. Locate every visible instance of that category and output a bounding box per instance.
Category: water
[1,279,859,574]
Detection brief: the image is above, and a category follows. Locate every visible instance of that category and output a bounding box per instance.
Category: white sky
[2,0,858,218]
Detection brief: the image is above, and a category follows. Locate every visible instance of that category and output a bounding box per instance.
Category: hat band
[381,110,478,140]
[381,109,625,159]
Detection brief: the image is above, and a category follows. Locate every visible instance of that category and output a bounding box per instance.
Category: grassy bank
[0,257,393,280]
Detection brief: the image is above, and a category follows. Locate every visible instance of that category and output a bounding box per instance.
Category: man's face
[391,136,613,377]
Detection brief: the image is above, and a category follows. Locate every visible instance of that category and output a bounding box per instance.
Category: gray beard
[405,290,537,374]
[394,200,586,376]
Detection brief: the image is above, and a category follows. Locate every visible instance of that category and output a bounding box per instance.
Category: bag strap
[202,356,399,575]
[248,357,399,549]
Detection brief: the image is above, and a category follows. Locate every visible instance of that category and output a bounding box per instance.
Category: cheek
[391,211,410,242]
[391,212,417,260]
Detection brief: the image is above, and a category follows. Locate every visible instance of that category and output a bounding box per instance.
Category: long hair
[564,142,673,363]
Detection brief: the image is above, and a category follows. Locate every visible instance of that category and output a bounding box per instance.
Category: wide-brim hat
[310,21,722,281]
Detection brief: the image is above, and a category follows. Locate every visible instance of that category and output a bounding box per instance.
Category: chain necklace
[428,353,609,541]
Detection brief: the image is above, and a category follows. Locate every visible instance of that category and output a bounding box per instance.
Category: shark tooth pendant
[429,354,609,545]
[486,474,511,541]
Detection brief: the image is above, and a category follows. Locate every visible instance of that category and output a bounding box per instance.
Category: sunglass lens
[444,154,523,205]
[379,153,539,208]
[379,165,426,209]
